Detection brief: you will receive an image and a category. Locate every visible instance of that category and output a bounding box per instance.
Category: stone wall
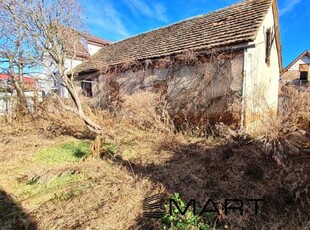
[94,51,244,126]
[281,70,302,82]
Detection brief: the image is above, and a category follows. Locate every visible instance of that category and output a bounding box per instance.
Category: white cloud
[80,0,169,40]
[126,0,168,22]
[83,0,131,38]
[279,0,301,16]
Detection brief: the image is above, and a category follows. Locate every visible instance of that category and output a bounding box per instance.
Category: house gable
[282,51,310,73]
[281,51,310,83]
[242,1,281,131]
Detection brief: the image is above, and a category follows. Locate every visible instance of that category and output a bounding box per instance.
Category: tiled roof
[0,74,36,83]
[76,0,273,72]
[57,26,109,59]
[0,74,37,89]
[82,33,109,46]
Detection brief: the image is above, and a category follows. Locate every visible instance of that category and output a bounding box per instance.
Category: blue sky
[80,0,309,67]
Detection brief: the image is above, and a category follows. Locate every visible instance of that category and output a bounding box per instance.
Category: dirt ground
[0,116,309,230]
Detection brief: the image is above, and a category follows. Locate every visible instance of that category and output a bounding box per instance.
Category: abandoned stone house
[281,50,310,85]
[75,0,282,131]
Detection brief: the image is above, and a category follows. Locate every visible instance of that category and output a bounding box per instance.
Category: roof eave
[272,0,283,73]
[75,41,255,77]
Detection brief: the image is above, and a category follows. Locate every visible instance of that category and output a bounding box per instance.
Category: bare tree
[0,0,102,133]
[0,3,32,114]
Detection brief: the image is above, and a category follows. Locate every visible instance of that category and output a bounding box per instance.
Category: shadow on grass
[61,142,91,159]
[0,189,37,230]
[110,140,309,229]
[62,129,96,141]
[73,148,89,158]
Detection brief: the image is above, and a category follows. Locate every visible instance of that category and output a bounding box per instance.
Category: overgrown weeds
[162,193,218,230]
[0,86,309,229]
[90,91,177,159]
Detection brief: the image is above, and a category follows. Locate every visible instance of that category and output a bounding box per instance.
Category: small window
[81,81,92,97]
[300,71,308,81]
[265,28,272,65]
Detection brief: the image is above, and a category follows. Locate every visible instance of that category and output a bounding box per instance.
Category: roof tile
[76,0,272,72]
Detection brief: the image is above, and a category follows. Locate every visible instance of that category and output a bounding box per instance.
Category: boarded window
[300,71,308,81]
[299,64,309,72]
[81,81,93,97]
[265,28,272,65]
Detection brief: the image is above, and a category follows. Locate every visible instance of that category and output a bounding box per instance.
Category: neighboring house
[0,74,40,114]
[278,51,309,114]
[280,50,309,85]
[0,74,37,90]
[38,29,109,98]
[75,0,282,132]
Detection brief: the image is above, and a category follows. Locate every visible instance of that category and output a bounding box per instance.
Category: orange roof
[57,26,110,59]
[0,74,37,89]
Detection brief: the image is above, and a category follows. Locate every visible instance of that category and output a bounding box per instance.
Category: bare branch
[0,0,102,133]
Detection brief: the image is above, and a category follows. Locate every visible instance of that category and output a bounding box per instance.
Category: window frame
[81,81,93,97]
[300,71,308,82]
[265,28,272,66]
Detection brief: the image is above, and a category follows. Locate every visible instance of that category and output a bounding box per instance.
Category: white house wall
[39,42,104,98]
[88,44,102,55]
[289,56,310,71]
[60,43,104,98]
[64,58,83,73]
[281,54,310,82]
[243,5,280,131]
[55,58,83,98]
[0,91,43,115]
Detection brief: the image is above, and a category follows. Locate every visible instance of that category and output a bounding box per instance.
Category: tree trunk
[9,59,28,116]
[58,65,102,133]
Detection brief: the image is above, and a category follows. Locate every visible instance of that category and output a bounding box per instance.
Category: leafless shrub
[143,59,154,69]
[239,85,310,173]
[280,86,310,131]
[253,86,309,142]
[76,91,179,158]
[176,50,199,65]
[119,91,174,133]
[121,58,140,72]
[154,56,173,69]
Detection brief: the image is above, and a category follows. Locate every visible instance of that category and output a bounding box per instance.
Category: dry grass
[0,90,309,229]
[249,86,310,139]
[120,91,174,133]
[279,86,310,132]
[0,93,176,229]
[0,125,157,230]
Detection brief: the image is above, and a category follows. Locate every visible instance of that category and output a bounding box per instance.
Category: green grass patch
[34,140,91,166]
[13,173,84,204]
[102,142,118,154]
